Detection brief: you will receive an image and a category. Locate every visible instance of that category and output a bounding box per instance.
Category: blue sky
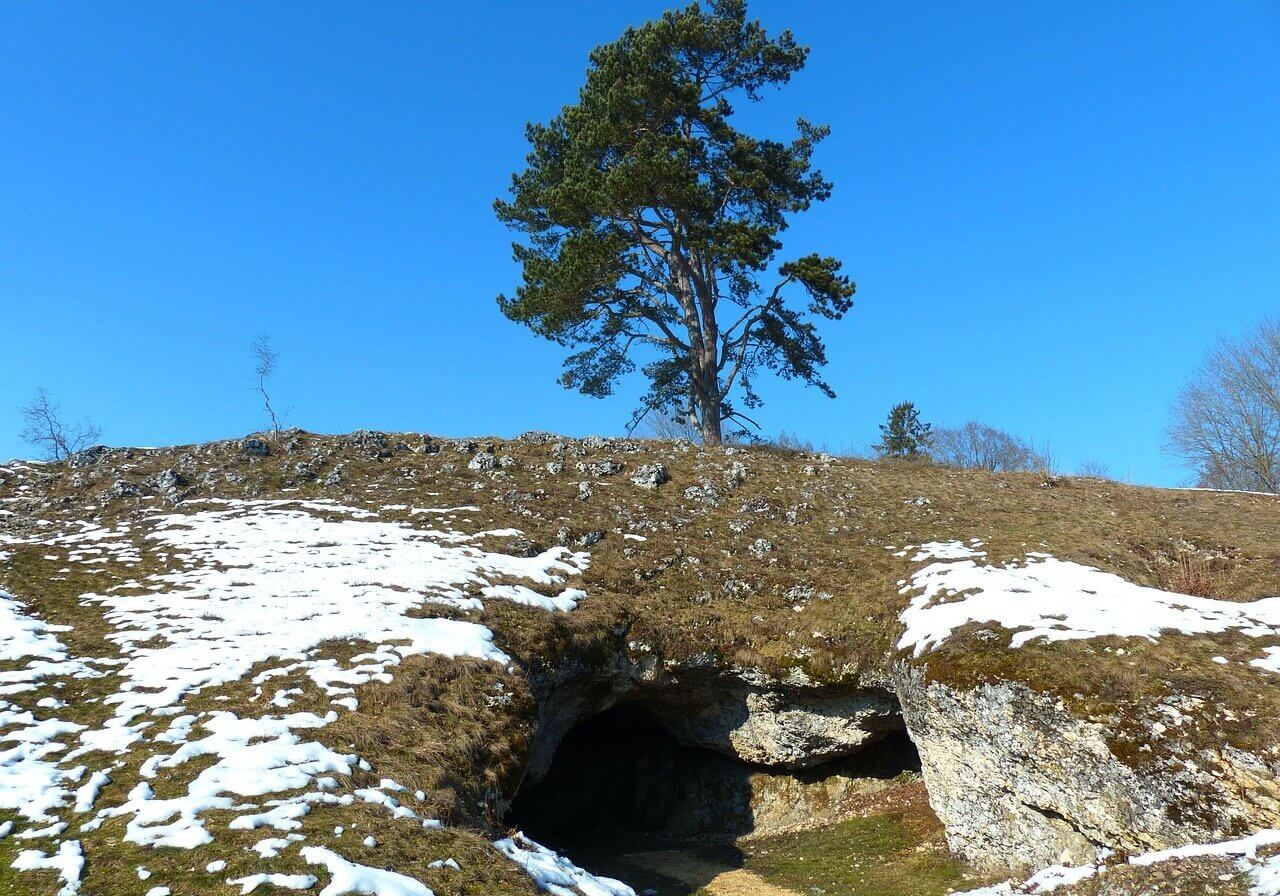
[1,2,1277,484]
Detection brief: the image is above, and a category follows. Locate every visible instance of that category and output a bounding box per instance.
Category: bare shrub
[773,430,815,452]
[928,421,1046,473]
[1157,552,1218,598]
[758,430,817,454]
[18,388,103,461]
[636,414,703,443]
[1168,318,1280,493]
[252,336,283,433]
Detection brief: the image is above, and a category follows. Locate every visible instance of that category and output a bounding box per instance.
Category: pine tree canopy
[877,401,932,458]
[494,0,854,445]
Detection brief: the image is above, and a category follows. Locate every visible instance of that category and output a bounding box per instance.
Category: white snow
[72,770,110,812]
[229,872,320,893]
[10,840,84,895]
[496,833,636,896]
[898,542,1280,661]
[0,499,597,894]
[955,828,1280,894]
[252,834,306,858]
[301,846,433,896]
[1128,828,1280,866]
[1254,855,1280,895]
[85,502,588,715]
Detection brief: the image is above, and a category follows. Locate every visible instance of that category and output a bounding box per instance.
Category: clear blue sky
[2,2,1277,484]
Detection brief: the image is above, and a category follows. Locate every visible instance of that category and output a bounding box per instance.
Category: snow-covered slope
[1,495,626,895]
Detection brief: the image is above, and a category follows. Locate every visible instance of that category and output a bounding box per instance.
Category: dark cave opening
[505,700,922,859]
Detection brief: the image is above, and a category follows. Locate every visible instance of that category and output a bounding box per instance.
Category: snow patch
[496,833,635,896]
[899,543,1280,660]
[301,846,433,896]
[0,500,596,893]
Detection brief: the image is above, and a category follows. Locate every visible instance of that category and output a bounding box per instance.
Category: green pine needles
[495,0,854,445]
[877,402,933,459]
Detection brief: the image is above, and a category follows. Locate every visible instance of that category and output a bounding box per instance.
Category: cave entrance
[508,701,757,849]
[505,700,923,893]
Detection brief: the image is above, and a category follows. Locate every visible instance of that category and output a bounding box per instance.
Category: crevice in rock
[1022,801,1110,852]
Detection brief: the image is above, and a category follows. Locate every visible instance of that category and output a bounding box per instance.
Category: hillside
[2,430,1280,896]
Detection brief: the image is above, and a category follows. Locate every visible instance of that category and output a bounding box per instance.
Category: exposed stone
[240,438,270,457]
[517,431,558,444]
[68,445,111,468]
[630,463,669,490]
[684,481,720,505]
[576,459,622,477]
[892,664,1280,871]
[653,683,902,770]
[347,430,392,459]
[154,468,183,490]
[724,461,748,488]
[103,479,146,500]
[523,654,904,784]
[468,451,498,472]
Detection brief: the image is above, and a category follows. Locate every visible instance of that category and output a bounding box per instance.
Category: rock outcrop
[894,664,1280,871]
[647,677,902,770]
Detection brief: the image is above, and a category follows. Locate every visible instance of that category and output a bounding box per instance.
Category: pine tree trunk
[699,390,723,446]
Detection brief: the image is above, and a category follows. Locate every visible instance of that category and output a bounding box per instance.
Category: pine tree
[495,0,855,446]
[877,402,931,458]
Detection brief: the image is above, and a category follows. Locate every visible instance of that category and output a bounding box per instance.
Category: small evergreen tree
[876,402,931,458]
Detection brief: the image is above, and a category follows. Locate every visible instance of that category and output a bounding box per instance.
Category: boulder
[240,438,270,457]
[630,463,670,490]
[893,664,1280,870]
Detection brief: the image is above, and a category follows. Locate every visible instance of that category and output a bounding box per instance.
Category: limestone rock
[630,463,669,489]
[892,663,1280,871]
[240,437,270,457]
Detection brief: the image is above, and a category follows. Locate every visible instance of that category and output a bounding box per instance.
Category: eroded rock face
[523,652,903,783]
[648,680,902,769]
[893,664,1280,871]
[523,645,1280,876]
[510,697,915,848]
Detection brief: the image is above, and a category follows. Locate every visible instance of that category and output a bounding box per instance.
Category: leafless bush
[1167,318,1279,493]
[252,336,282,433]
[1157,552,1218,597]
[928,421,1047,473]
[1076,460,1113,479]
[767,430,816,453]
[748,429,819,456]
[636,414,703,443]
[18,388,103,461]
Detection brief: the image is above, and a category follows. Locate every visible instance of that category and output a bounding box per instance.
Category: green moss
[741,814,990,896]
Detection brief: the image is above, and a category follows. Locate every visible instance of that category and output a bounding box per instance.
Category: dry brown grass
[3,431,1280,893]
